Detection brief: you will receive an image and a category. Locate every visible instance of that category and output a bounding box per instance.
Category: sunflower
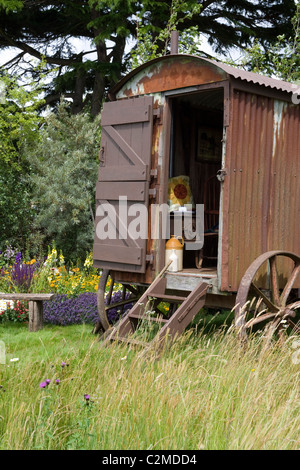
[168,175,194,209]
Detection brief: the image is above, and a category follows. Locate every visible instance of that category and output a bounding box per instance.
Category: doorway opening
[167,87,224,270]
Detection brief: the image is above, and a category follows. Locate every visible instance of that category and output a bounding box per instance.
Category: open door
[93,96,154,273]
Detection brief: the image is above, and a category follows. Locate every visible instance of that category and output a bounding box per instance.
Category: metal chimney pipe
[170,30,179,54]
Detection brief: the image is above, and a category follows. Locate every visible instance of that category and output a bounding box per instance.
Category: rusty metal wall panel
[221,89,300,292]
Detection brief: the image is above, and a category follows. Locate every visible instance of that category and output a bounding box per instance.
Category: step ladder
[100,262,208,355]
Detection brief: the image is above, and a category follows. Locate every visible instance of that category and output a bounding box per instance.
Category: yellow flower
[168,175,194,207]
[73,267,80,272]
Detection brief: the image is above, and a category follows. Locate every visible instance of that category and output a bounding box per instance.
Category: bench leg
[28,301,43,332]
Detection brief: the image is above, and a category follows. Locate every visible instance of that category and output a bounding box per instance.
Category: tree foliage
[28,101,100,261]
[0,73,43,252]
[0,0,296,115]
[131,0,202,67]
[239,1,300,82]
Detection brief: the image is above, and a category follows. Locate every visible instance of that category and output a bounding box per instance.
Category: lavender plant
[10,256,39,292]
[43,291,133,326]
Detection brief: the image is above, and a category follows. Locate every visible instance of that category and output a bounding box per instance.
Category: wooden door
[93,96,154,273]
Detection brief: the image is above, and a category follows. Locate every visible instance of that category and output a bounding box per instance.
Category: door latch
[217,168,227,182]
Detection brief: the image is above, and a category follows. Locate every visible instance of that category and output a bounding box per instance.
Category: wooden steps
[100,262,208,355]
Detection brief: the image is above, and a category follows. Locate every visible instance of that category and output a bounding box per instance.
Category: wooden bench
[0,293,55,332]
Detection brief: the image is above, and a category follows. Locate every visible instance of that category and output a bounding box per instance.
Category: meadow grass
[0,321,299,450]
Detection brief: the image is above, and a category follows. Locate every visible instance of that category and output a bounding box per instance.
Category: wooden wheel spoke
[96,270,142,332]
[106,276,115,304]
[105,295,140,311]
[286,300,300,311]
[245,312,278,328]
[280,262,300,306]
[269,256,280,305]
[250,282,279,312]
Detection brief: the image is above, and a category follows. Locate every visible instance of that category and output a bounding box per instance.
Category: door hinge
[153,106,162,121]
[149,188,157,197]
[150,169,158,178]
[146,254,154,264]
[99,145,106,166]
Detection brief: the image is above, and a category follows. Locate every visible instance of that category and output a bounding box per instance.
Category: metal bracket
[153,106,162,121]
[149,188,157,197]
[146,254,154,264]
[99,145,105,166]
[217,168,227,182]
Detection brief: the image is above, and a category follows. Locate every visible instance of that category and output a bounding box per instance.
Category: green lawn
[0,321,299,450]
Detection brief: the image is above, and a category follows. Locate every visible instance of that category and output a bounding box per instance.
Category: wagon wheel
[93,269,144,334]
[235,251,300,343]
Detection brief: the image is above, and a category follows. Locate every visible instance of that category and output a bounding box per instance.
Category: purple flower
[55,379,60,385]
[43,291,133,327]
[84,394,90,401]
[15,252,22,264]
[39,379,50,388]
[9,255,40,291]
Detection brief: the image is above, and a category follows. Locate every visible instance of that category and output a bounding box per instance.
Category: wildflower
[39,381,47,388]
[55,379,60,385]
[251,368,255,372]
[45,379,51,385]
[10,358,19,362]
[84,394,91,405]
[120,355,127,361]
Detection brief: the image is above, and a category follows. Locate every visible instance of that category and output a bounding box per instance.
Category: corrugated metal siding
[221,89,300,291]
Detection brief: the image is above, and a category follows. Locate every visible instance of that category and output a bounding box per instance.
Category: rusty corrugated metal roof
[204,57,298,95]
[110,54,299,98]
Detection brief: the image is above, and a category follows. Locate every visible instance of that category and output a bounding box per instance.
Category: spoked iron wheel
[93,269,144,334]
[235,251,300,343]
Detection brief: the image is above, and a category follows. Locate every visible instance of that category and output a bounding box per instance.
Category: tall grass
[0,322,299,450]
